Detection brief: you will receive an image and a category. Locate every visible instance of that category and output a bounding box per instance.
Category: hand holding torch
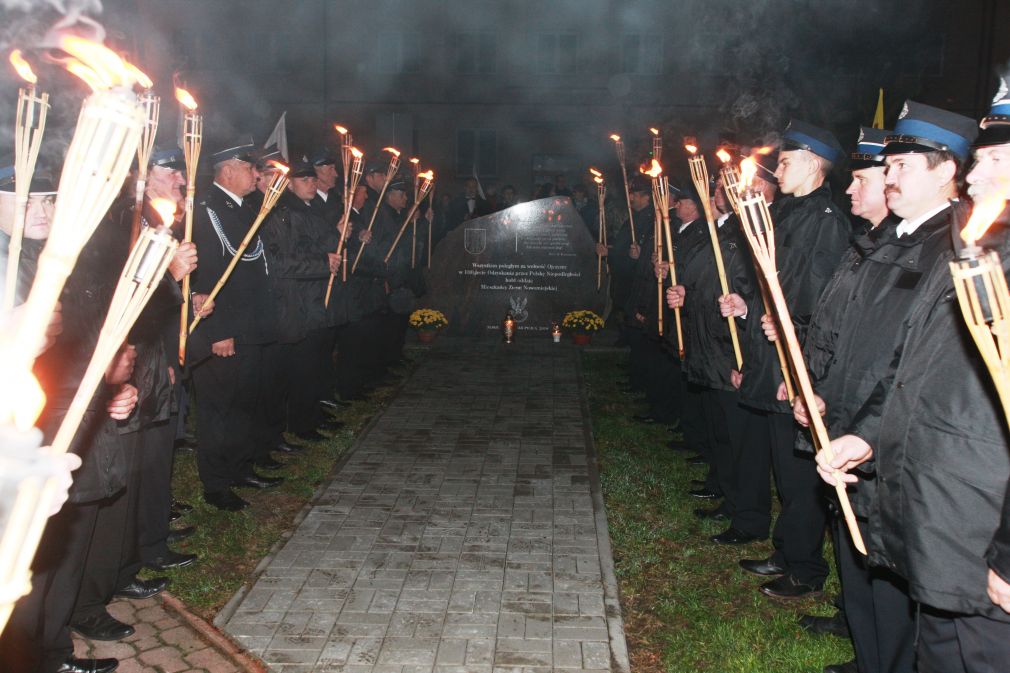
[686,142,743,368]
[325,147,363,307]
[351,147,401,274]
[385,171,434,264]
[189,162,289,334]
[736,164,865,555]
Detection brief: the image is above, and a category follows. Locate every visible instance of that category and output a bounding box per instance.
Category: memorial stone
[423,196,608,336]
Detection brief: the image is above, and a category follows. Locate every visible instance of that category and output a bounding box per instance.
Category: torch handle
[385,198,428,264]
[3,194,29,312]
[619,164,636,242]
[128,178,146,248]
[350,181,392,274]
[179,191,196,366]
[189,207,272,335]
[660,213,684,359]
[759,260,866,555]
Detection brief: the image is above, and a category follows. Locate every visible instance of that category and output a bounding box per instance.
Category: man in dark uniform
[789,127,917,673]
[337,185,387,401]
[821,96,1010,672]
[668,179,758,534]
[311,148,342,225]
[0,205,139,673]
[259,159,343,442]
[727,120,850,599]
[189,142,281,511]
[371,176,414,370]
[602,177,649,345]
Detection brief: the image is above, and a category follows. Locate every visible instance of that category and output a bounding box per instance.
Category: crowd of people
[3,58,1010,673]
[599,75,1010,673]
[0,142,460,673]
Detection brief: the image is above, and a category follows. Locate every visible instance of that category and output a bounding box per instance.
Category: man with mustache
[815,97,1010,671]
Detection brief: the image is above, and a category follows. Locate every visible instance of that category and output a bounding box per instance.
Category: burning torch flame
[9,49,37,84]
[642,159,663,178]
[593,176,604,185]
[268,160,290,175]
[124,61,152,89]
[175,87,198,111]
[58,35,149,91]
[589,167,602,177]
[650,127,660,136]
[961,193,1009,246]
[684,143,698,155]
[151,198,177,226]
[716,149,732,164]
[755,146,773,155]
[740,157,757,189]
[334,125,348,135]
[0,366,46,432]
[419,170,434,182]
[609,134,621,142]
[383,147,401,157]
[350,147,363,159]
[409,157,420,165]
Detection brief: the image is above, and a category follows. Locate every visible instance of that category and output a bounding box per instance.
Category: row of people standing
[0,140,430,673]
[603,79,1010,673]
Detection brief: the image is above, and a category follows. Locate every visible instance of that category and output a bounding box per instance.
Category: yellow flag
[873,88,885,129]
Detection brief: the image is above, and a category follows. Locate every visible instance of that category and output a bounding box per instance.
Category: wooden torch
[324,146,363,307]
[642,160,684,357]
[736,162,866,555]
[609,134,636,243]
[351,147,401,274]
[176,87,201,366]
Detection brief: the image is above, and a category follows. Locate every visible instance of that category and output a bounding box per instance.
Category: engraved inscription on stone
[424,197,608,336]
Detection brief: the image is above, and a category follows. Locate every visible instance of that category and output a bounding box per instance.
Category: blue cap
[150,147,185,171]
[209,138,256,166]
[754,150,779,185]
[781,120,844,164]
[387,174,410,192]
[850,127,889,170]
[882,101,977,161]
[976,71,1010,148]
[254,148,282,170]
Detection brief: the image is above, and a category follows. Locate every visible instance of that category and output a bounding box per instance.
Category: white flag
[264,111,289,161]
[471,164,486,200]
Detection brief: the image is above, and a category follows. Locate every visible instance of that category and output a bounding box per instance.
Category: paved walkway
[220,339,629,673]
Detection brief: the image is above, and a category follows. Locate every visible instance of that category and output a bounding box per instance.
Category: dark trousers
[730,406,773,537]
[835,517,915,673]
[287,327,334,434]
[768,412,828,584]
[643,340,679,423]
[626,327,649,391]
[132,419,175,566]
[917,605,1010,673]
[192,344,266,493]
[0,498,106,673]
[72,434,140,622]
[700,388,749,518]
[680,382,709,455]
[335,313,385,399]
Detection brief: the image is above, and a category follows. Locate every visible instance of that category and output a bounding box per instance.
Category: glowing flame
[9,49,37,84]
[961,194,1009,246]
[684,144,698,155]
[716,149,732,164]
[740,157,757,189]
[334,125,348,135]
[0,365,46,432]
[151,198,177,226]
[419,170,434,180]
[409,157,420,165]
[589,167,602,177]
[124,61,152,89]
[350,147,363,159]
[609,134,621,142]
[642,159,663,178]
[58,35,149,91]
[650,127,660,136]
[755,146,773,155]
[593,176,604,185]
[268,160,290,175]
[175,87,198,111]
[383,147,401,157]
